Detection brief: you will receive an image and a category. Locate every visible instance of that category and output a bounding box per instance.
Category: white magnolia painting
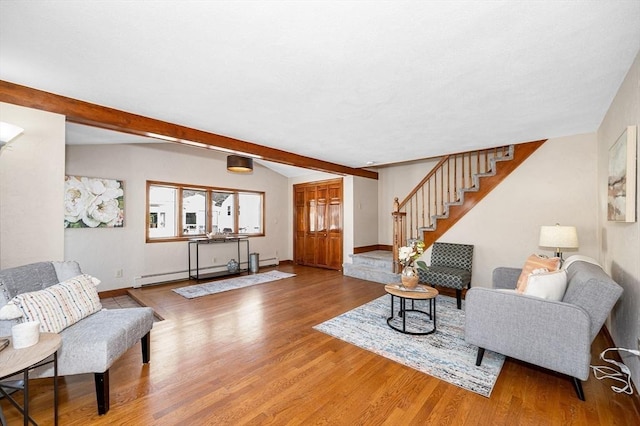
[64,175,124,228]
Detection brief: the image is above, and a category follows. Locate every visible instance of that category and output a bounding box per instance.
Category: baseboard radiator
[133,256,279,287]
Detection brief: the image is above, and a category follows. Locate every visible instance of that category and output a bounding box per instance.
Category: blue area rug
[313,294,505,397]
[172,271,296,299]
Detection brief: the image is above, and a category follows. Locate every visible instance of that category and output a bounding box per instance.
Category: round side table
[0,333,61,426]
[384,283,439,335]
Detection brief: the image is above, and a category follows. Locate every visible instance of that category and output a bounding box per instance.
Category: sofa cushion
[0,262,59,302]
[52,260,83,282]
[524,269,567,301]
[420,266,471,289]
[516,254,561,293]
[31,307,155,377]
[2,274,102,333]
[561,255,600,270]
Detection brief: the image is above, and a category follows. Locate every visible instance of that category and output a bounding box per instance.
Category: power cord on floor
[590,347,640,395]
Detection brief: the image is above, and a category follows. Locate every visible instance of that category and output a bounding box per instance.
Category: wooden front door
[294,178,343,270]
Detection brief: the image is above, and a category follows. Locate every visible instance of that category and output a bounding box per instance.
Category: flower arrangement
[398,240,428,271]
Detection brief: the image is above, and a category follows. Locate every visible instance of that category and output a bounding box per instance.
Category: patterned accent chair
[418,242,474,309]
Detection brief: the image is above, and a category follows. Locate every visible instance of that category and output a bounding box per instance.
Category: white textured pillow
[524,269,568,301]
[0,274,102,333]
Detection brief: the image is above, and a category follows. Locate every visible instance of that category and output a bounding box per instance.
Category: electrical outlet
[115,269,123,278]
[212,257,217,263]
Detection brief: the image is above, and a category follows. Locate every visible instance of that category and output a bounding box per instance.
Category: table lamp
[539,224,579,262]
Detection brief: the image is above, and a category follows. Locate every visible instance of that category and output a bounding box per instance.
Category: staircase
[344,140,547,283]
[343,250,399,284]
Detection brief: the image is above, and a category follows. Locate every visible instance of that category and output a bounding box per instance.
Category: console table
[0,333,61,426]
[188,236,249,280]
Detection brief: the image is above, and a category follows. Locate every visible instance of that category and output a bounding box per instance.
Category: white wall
[65,143,290,291]
[374,135,598,288]
[437,133,599,287]
[0,103,65,268]
[377,158,440,246]
[597,50,640,388]
[353,175,378,248]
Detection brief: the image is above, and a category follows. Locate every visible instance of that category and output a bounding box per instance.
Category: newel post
[392,197,406,274]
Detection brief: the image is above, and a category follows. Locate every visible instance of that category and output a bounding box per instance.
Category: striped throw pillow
[8,274,102,333]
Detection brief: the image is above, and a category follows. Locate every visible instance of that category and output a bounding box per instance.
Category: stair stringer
[420,139,546,248]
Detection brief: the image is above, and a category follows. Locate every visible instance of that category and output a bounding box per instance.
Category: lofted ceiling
[1,1,639,174]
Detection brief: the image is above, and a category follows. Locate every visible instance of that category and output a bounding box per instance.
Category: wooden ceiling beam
[0,80,378,179]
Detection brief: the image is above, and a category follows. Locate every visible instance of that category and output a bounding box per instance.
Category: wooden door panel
[316,186,328,233]
[304,234,317,265]
[328,233,342,270]
[294,179,342,270]
[316,232,328,266]
[294,188,306,264]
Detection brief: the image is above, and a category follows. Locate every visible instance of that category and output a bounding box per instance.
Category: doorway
[294,178,343,270]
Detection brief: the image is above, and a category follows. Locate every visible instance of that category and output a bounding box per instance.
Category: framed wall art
[64,175,124,228]
[607,125,637,222]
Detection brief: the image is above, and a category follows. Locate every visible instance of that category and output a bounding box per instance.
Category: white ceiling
[1,1,639,172]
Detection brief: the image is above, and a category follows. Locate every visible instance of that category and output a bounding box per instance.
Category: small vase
[401,265,419,289]
[227,259,239,273]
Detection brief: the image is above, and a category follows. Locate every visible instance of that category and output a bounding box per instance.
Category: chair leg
[475,348,485,366]
[94,370,110,415]
[141,332,151,364]
[572,377,585,401]
[456,289,462,309]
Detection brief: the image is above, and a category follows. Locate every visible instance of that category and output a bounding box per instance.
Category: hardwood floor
[2,264,638,425]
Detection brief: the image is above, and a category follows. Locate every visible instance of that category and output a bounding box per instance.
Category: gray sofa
[464,258,623,400]
[0,261,154,415]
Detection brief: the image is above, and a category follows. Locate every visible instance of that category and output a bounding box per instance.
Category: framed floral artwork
[607,125,637,222]
[64,175,124,228]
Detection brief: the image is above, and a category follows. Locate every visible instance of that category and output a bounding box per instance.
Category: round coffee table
[384,283,438,335]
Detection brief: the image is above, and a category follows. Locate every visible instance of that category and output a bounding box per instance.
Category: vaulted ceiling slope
[1,1,639,169]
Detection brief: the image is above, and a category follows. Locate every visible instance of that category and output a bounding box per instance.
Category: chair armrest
[464,287,592,380]
[492,267,521,290]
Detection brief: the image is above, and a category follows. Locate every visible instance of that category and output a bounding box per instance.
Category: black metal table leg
[53,352,58,426]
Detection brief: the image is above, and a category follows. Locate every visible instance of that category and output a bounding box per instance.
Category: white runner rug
[173,271,296,299]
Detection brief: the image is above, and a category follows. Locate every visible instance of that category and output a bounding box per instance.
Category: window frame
[146,180,265,243]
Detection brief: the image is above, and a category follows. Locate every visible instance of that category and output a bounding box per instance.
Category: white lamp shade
[539,225,579,249]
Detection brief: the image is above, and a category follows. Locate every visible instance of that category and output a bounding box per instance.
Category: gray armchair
[418,242,473,309]
[464,259,622,400]
[0,261,154,415]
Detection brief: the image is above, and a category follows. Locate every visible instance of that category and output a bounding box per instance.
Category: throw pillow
[0,274,102,333]
[51,260,83,282]
[524,269,568,301]
[516,254,561,293]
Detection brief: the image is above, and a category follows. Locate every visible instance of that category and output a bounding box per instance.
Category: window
[148,185,176,238]
[182,189,206,235]
[239,192,263,234]
[147,181,264,242]
[212,191,235,234]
